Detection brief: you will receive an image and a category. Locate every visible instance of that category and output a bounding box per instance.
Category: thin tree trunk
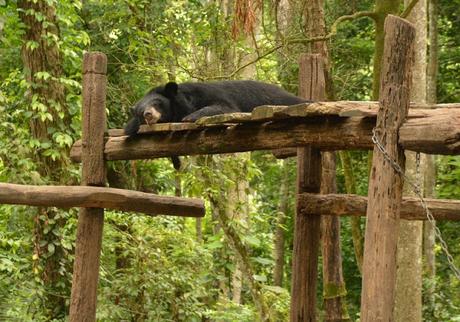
[371,0,400,100]
[273,159,290,287]
[394,1,426,321]
[423,0,438,316]
[303,0,349,320]
[339,151,364,274]
[228,167,243,304]
[212,196,271,321]
[18,0,71,318]
[321,153,350,322]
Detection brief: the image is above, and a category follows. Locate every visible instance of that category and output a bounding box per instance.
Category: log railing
[0,183,205,217]
[298,193,460,221]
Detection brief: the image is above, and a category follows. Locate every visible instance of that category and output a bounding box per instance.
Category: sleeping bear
[124,80,309,169]
[124,80,308,136]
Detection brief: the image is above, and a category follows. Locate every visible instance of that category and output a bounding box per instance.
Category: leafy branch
[179,10,376,81]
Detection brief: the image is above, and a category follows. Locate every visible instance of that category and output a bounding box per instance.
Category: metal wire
[372,128,460,280]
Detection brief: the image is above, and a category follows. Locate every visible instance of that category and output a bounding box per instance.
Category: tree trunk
[371,0,401,100]
[273,159,290,287]
[339,151,364,274]
[321,153,350,322]
[18,0,71,318]
[228,163,243,304]
[394,1,426,321]
[212,194,271,321]
[303,1,349,320]
[423,0,438,317]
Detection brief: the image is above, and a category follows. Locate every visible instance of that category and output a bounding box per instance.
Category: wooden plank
[108,101,460,138]
[195,112,252,125]
[277,101,377,118]
[298,193,460,221]
[70,52,107,322]
[251,105,289,120]
[290,54,324,322]
[0,183,205,217]
[141,122,200,132]
[360,15,415,322]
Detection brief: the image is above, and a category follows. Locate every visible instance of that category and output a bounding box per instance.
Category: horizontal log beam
[0,183,205,217]
[298,193,460,221]
[72,117,374,161]
[70,105,459,162]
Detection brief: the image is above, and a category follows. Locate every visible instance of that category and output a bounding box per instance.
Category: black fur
[124,80,309,169]
[125,80,308,136]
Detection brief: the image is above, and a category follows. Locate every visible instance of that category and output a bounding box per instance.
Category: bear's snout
[143,107,161,125]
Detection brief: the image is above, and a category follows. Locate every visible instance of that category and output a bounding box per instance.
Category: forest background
[0,0,459,321]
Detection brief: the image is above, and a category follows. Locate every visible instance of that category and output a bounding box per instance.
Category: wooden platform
[70,101,460,162]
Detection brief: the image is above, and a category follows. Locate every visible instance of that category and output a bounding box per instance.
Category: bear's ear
[164,82,178,98]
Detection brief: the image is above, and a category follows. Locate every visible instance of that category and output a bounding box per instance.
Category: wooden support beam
[0,183,205,217]
[69,52,107,322]
[290,54,323,322]
[360,15,415,322]
[298,193,460,221]
[70,106,460,162]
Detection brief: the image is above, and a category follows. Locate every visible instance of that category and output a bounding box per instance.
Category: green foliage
[0,0,459,320]
[97,213,213,321]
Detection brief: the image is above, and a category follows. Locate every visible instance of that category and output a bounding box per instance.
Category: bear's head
[124,82,180,136]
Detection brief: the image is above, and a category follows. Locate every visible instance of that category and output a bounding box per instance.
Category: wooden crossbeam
[0,183,205,217]
[70,105,460,162]
[298,193,460,221]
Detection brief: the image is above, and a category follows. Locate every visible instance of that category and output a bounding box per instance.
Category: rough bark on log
[69,52,107,322]
[0,183,205,217]
[298,193,460,221]
[360,15,415,322]
[291,146,321,322]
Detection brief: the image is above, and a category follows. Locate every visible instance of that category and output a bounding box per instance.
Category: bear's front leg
[182,104,238,122]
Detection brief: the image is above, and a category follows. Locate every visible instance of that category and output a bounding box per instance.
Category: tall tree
[273,159,290,287]
[423,0,438,316]
[303,0,349,320]
[394,1,426,321]
[371,0,401,100]
[17,0,72,318]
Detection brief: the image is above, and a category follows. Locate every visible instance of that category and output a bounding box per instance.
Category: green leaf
[253,274,267,282]
[47,243,55,254]
[243,235,260,247]
[206,240,223,250]
[253,257,274,266]
[263,285,287,294]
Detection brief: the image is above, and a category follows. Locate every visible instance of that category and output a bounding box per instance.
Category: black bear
[124,80,308,136]
[124,80,309,169]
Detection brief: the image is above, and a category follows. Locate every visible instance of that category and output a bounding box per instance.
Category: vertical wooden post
[69,52,107,322]
[290,54,324,322]
[360,15,415,322]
